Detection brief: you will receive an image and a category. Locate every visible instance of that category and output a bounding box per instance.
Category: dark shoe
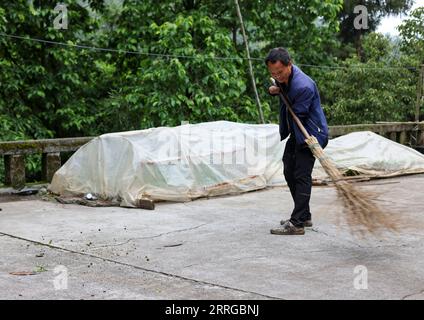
[271,221,305,235]
[280,218,313,228]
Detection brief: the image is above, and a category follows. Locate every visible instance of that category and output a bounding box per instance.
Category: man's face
[267,61,292,84]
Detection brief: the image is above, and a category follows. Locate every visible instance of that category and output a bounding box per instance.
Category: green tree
[94,10,263,132]
[0,0,102,140]
[0,0,345,141]
[315,33,417,125]
[337,0,413,59]
[398,6,424,64]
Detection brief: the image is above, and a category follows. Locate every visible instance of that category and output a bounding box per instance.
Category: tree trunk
[355,30,364,61]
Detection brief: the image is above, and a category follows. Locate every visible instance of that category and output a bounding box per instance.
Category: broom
[271,78,399,235]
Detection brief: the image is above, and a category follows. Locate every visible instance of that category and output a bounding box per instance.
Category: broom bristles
[305,136,399,235]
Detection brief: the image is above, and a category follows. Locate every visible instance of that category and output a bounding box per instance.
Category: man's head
[265,47,292,84]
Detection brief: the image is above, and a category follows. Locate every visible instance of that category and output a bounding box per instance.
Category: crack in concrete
[310,228,330,237]
[182,255,272,269]
[233,255,272,262]
[0,231,282,300]
[401,289,424,300]
[308,227,418,251]
[309,227,363,248]
[89,223,209,249]
[183,263,199,268]
[89,239,133,249]
[135,223,210,240]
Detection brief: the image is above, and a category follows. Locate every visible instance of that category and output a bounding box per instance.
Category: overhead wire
[0,32,418,71]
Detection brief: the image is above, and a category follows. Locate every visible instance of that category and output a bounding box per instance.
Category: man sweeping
[266,47,329,235]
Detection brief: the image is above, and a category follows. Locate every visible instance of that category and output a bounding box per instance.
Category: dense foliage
[0,1,423,182]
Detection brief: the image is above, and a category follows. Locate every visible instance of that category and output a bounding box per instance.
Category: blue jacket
[275,65,329,147]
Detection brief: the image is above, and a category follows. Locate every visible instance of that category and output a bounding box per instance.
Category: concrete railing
[0,137,93,189]
[329,122,424,145]
[1,122,424,189]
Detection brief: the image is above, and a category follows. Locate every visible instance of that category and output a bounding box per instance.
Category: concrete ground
[0,174,423,300]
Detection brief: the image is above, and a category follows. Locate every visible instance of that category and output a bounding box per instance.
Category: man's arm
[291,87,314,118]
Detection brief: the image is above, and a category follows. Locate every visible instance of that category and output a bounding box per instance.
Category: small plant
[35,265,48,273]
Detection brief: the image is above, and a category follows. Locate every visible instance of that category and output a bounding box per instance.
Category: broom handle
[270,78,311,140]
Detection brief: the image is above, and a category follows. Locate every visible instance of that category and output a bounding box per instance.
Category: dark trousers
[283,134,327,227]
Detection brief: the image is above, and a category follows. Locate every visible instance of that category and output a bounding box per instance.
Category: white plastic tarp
[49,121,424,206]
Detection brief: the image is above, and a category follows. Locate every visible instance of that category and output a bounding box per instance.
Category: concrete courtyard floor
[0,174,424,300]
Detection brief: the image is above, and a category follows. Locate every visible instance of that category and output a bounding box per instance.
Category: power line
[0,32,418,71]
[0,33,252,61]
[298,63,417,71]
